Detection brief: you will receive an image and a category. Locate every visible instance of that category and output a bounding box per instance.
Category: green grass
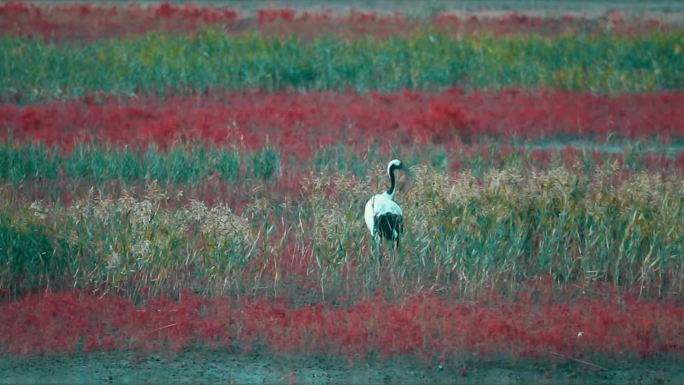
[0,143,281,185]
[1,31,683,101]
[2,142,682,187]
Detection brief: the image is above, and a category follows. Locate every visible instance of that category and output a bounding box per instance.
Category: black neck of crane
[386,165,398,197]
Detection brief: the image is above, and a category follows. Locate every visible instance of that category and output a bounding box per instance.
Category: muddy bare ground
[1,350,682,385]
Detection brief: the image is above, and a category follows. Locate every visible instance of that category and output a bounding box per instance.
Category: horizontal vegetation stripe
[1,165,683,300]
[0,144,280,184]
[1,32,683,99]
[1,2,681,41]
[0,290,681,359]
[1,143,684,188]
[3,90,684,150]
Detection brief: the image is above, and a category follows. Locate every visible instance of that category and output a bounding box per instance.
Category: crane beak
[402,165,413,178]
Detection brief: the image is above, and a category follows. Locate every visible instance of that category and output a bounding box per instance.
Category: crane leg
[375,235,384,265]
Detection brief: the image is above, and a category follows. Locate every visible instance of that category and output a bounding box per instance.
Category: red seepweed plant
[0,2,678,41]
[0,285,681,362]
[2,89,683,156]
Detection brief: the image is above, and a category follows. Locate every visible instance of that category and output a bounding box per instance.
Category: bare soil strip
[1,350,682,385]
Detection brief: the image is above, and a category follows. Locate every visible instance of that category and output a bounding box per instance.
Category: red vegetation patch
[0,1,239,41]
[0,2,678,41]
[0,289,682,361]
[2,89,683,157]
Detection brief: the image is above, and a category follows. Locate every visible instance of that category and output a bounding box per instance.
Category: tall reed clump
[1,162,683,301]
[300,163,684,299]
[394,165,683,298]
[0,183,257,299]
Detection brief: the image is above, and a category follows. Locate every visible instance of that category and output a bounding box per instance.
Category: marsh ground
[2,350,683,385]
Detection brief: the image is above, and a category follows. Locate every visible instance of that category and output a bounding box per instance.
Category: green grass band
[2,31,683,100]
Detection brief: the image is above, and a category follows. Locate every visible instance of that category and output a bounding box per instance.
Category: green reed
[2,31,683,102]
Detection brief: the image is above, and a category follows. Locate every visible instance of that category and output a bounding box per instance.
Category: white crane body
[364,193,403,240]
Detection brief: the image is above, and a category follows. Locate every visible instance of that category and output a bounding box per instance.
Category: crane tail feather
[373,213,403,241]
